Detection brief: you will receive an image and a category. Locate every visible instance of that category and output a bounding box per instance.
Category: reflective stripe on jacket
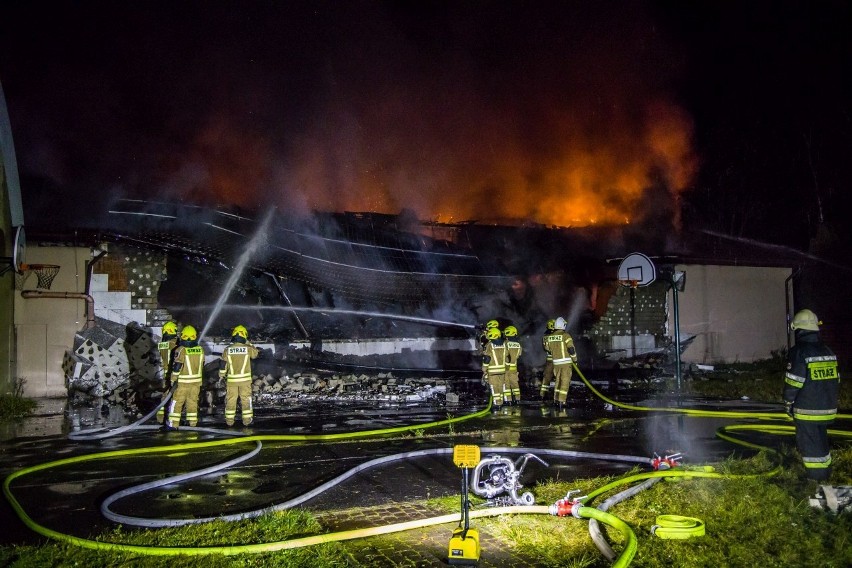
[545,331,576,365]
[221,343,259,382]
[783,332,839,421]
[174,346,205,383]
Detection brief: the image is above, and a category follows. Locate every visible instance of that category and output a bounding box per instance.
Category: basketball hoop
[618,279,640,289]
[16,264,60,290]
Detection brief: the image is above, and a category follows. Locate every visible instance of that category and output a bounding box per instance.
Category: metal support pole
[629,286,636,358]
[672,282,682,393]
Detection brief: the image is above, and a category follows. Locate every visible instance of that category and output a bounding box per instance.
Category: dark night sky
[1,1,850,258]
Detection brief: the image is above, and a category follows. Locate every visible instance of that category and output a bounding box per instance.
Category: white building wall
[669,264,790,364]
[14,246,92,397]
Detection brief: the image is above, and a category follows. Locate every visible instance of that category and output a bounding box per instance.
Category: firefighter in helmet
[482,327,508,409]
[166,324,207,430]
[219,324,260,427]
[156,321,179,424]
[503,325,522,405]
[539,318,556,399]
[783,309,840,480]
[543,316,577,410]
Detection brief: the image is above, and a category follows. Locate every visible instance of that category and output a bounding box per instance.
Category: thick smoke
[2,2,696,232]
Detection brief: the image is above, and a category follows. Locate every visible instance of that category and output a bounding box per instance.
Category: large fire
[180,96,695,229]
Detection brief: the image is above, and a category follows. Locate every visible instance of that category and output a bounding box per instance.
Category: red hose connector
[549,490,583,518]
[652,452,683,470]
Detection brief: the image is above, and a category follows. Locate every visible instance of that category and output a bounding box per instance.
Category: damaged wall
[90,244,172,329]
[587,281,668,359]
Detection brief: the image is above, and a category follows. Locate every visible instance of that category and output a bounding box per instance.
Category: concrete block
[90,273,109,291]
[92,291,132,310]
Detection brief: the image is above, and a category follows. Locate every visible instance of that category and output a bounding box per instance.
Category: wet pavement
[0,386,782,565]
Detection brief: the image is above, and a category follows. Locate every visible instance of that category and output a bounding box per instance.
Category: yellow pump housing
[448,445,481,565]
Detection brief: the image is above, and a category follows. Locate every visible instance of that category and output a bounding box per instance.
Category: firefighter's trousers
[795,419,833,481]
[225,380,254,426]
[552,363,572,403]
[168,381,201,427]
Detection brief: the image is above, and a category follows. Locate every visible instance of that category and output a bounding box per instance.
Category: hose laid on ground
[96,445,650,527]
[588,477,661,561]
[0,501,640,565]
[67,385,177,441]
[572,362,852,421]
[650,514,705,539]
[6,443,653,559]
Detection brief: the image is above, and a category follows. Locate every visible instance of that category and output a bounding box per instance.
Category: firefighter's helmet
[790,309,821,331]
[546,319,556,331]
[485,319,499,329]
[162,321,178,336]
[486,328,501,340]
[231,325,249,340]
[180,325,198,341]
[503,325,518,337]
[554,317,567,330]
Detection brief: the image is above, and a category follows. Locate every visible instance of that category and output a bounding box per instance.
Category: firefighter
[166,325,206,430]
[219,324,260,427]
[503,325,522,405]
[482,327,508,409]
[539,319,556,399]
[544,317,577,410]
[783,309,840,481]
[155,320,179,424]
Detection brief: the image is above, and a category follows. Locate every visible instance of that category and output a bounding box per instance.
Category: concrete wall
[14,246,92,397]
[0,154,14,393]
[669,264,790,364]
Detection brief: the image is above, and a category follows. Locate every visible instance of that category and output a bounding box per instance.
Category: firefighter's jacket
[506,339,522,371]
[158,334,178,378]
[541,331,553,361]
[482,339,507,375]
[172,342,206,384]
[544,331,576,366]
[784,331,840,422]
[220,340,259,382]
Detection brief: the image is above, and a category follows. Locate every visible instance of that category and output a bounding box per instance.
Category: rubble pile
[62,318,160,402]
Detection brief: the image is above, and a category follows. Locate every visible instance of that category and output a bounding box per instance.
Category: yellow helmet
[485,319,499,329]
[486,328,501,340]
[180,325,198,341]
[546,319,555,331]
[162,321,178,335]
[231,325,248,340]
[790,309,821,331]
[503,325,518,337]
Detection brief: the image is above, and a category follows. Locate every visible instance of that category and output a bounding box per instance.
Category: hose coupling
[549,490,584,518]
[652,452,683,470]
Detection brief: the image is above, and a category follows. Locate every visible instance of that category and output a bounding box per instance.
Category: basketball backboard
[617,252,656,287]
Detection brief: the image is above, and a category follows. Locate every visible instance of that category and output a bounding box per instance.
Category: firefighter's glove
[785,401,794,418]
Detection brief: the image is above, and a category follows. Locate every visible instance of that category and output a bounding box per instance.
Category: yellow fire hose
[651,515,706,539]
[5,361,851,566]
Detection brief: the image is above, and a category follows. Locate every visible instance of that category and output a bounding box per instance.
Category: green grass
[0,510,353,567]
[0,394,37,422]
[479,448,852,567]
[675,355,852,409]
